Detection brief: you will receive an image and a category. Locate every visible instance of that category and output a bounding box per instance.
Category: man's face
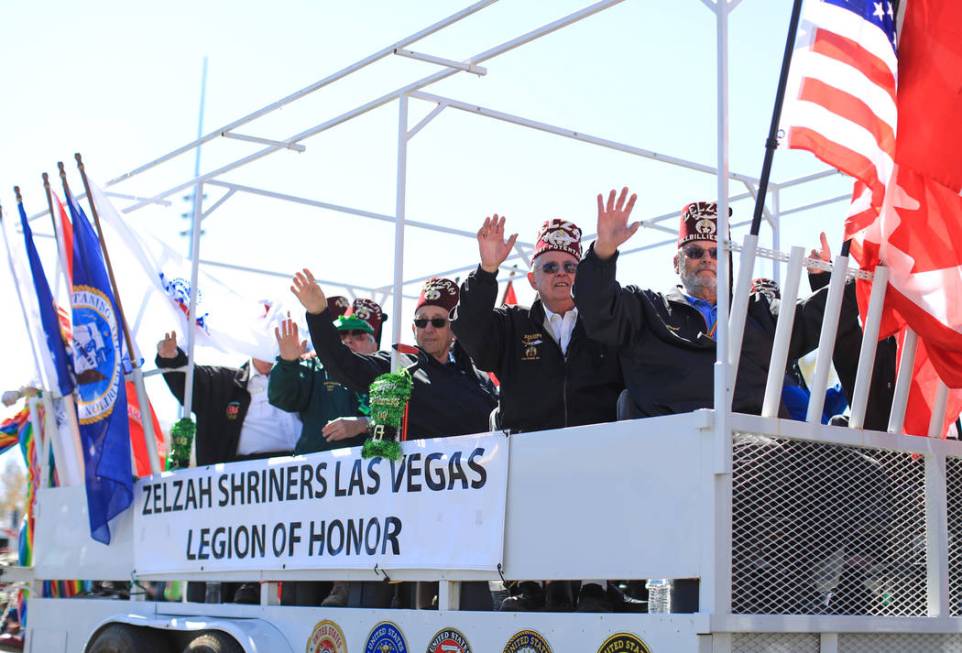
[339,329,378,355]
[674,240,718,295]
[411,305,455,360]
[527,250,578,306]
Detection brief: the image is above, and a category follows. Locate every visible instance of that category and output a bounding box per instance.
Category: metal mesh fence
[948,456,962,617]
[838,633,962,652]
[731,633,818,653]
[731,433,927,616]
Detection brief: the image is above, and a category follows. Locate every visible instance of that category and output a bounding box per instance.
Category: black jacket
[306,309,497,438]
[573,244,856,417]
[155,348,251,465]
[452,266,624,432]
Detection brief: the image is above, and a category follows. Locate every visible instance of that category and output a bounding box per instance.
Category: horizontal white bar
[411,90,760,185]
[221,131,306,152]
[394,48,487,75]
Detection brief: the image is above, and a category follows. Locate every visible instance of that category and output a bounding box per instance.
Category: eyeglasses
[413,317,449,329]
[682,245,718,260]
[540,261,578,274]
[340,330,370,339]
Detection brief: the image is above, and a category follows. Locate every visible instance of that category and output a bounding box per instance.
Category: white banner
[133,433,508,574]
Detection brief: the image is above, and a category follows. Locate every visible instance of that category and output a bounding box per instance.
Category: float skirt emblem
[503,629,552,653]
[365,621,408,652]
[426,627,472,653]
[597,632,652,653]
[306,619,347,653]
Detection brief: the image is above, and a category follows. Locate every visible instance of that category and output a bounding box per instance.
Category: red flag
[488,278,519,387]
[787,0,962,436]
[501,279,518,306]
[126,381,166,476]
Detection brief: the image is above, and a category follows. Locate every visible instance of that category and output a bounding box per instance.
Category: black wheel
[88,623,169,653]
[182,631,243,653]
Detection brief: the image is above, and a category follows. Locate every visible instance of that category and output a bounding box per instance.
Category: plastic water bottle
[205,582,222,604]
[646,579,672,613]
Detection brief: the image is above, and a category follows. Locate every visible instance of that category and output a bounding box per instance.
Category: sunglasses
[682,245,718,260]
[540,261,578,274]
[340,330,370,338]
[413,317,449,329]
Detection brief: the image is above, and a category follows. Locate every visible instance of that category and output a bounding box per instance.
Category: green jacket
[268,356,369,455]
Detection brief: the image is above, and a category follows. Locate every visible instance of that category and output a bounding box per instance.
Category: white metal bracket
[394,48,487,76]
[221,131,306,152]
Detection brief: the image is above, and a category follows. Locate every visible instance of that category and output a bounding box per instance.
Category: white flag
[89,182,283,363]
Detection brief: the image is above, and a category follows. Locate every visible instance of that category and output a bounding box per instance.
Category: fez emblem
[695,217,717,236]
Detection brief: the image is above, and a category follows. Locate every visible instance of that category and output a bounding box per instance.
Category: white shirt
[543,305,578,356]
[236,363,301,456]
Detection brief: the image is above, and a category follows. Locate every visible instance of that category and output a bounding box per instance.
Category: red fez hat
[678,201,732,247]
[416,277,460,314]
[533,219,582,261]
[335,298,386,345]
[326,296,351,319]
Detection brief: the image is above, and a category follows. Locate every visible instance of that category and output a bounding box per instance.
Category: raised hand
[274,314,307,361]
[807,231,832,274]
[290,268,328,315]
[594,186,639,260]
[322,416,369,442]
[477,214,518,274]
[157,331,179,359]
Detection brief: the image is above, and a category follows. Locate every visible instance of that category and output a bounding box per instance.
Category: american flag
[784,0,898,237]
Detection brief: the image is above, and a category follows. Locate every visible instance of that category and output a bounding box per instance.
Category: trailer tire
[182,631,243,653]
[88,623,169,653]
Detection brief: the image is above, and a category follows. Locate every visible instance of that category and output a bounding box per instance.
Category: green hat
[334,314,375,335]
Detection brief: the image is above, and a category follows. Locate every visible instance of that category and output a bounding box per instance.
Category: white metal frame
[20,1,958,650]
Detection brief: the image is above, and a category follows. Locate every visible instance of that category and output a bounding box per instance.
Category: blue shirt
[684,294,717,336]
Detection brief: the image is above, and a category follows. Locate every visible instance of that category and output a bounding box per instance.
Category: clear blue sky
[0,0,852,463]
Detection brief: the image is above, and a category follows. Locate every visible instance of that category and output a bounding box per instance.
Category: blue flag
[17,202,74,397]
[65,191,132,545]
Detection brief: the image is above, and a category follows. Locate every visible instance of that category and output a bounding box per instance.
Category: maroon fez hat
[344,298,386,342]
[326,296,351,319]
[678,201,732,247]
[533,218,583,261]
[416,277,460,314]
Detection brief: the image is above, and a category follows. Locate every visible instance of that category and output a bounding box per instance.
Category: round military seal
[365,621,408,653]
[597,633,652,653]
[71,286,122,424]
[306,619,347,653]
[502,629,552,653]
[426,627,472,653]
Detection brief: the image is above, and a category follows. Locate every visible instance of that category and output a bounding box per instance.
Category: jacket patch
[521,333,542,361]
[226,401,241,420]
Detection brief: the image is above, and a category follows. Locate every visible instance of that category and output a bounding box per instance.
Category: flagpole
[726,0,805,397]
[3,194,84,486]
[66,158,162,476]
[42,174,71,296]
[40,175,90,481]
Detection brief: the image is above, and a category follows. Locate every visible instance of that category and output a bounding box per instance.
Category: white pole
[771,187,781,282]
[928,381,949,438]
[805,254,849,423]
[727,233,758,393]
[391,94,409,372]
[182,182,205,418]
[848,265,889,429]
[888,328,918,434]
[705,0,733,620]
[761,246,806,418]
